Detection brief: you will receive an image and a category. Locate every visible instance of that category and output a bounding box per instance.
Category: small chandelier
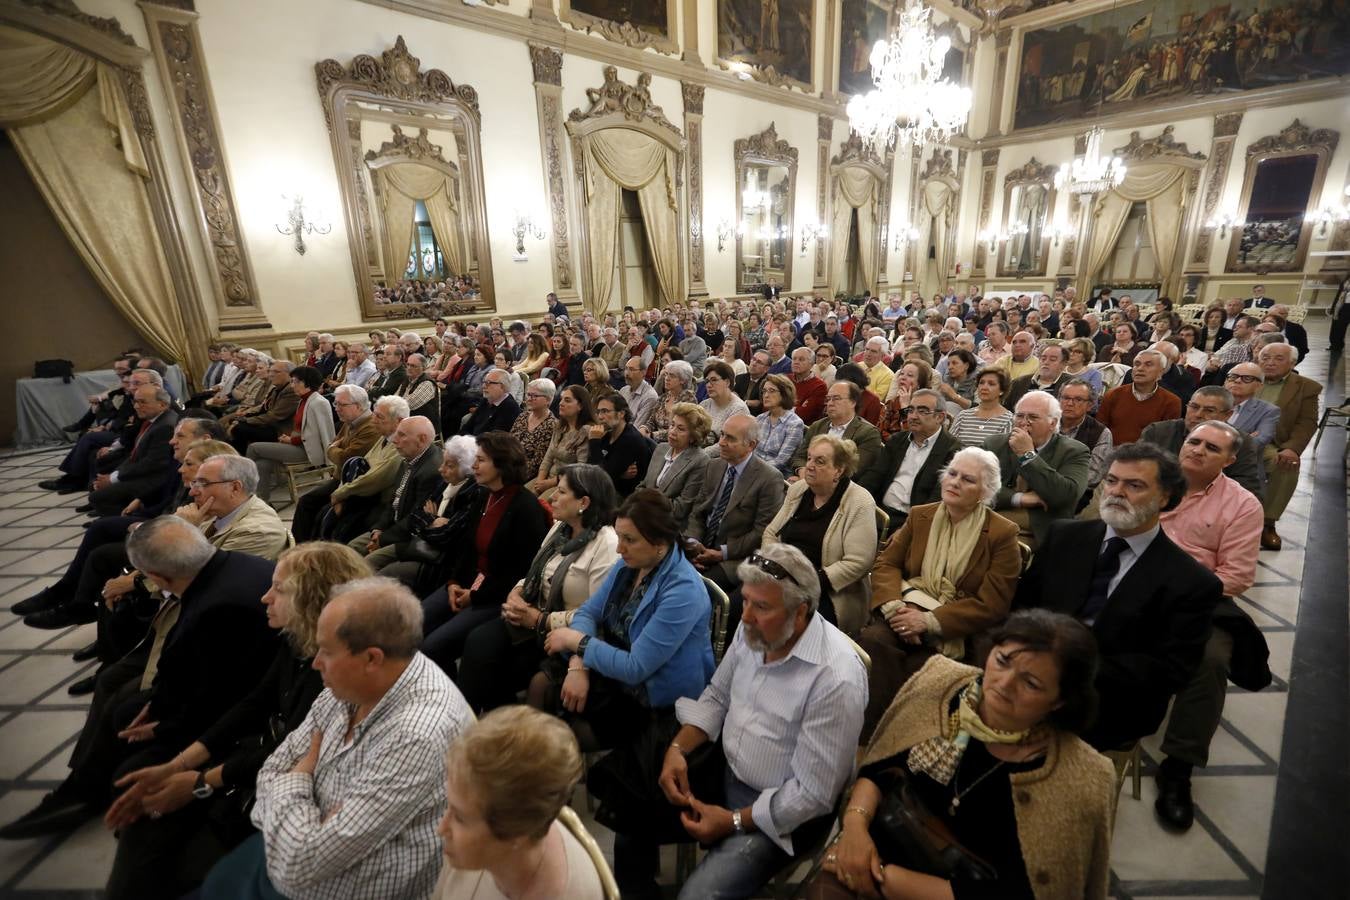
[846,0,972,153]
[1055,126,1127,196]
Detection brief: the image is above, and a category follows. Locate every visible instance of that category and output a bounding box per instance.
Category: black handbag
[872,767,998,882]
[35,359,75,382]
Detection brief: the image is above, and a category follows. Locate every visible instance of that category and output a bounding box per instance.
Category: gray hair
[736,543,819,617]
[1192,385,1235,412]
[335,383,371,412]
[584,356,610,381]
[130,369,164,387]
[348,342,367,353]
[374,395,411,420]
[443,435,478,477]
[406,354,427,367]
[1187,419,1244,454]
[911,388,942,410]
[1060,376,1099,404]
[330,576,424,659]
[1134,348,1167,369]
[206,454,260,495]
[664,359,694,388]
[866,335,891,353]
[126,515,216,580]
[941,446,1002,506]
[1258,340,1299,363]
[1016,389,1062,426]
[138,386,172,406]
[528,377,557,400]
[319,333,334,343]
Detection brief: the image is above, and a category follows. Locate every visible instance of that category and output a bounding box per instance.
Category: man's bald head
[392,416,435,459]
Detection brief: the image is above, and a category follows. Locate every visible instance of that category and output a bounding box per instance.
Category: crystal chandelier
[1055,126,1127,195]
[846,0,972,153]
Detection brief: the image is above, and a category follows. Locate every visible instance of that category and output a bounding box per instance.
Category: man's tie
[704,465,737,540]
[1079,537,1129,622]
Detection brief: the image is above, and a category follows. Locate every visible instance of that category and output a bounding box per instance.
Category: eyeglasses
[190,478,236,489]
[525,392,548,400]
[746,552,801,586]
[908,406,938,416]
[1225,374,1261,384]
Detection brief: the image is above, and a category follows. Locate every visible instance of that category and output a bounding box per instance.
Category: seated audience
[641,402,712,530]
[949,368,1013,448]
[1255,342,1320,550]
[1063,336,1104,400]
[434,706,603,899]
[421,432,550,673]
[1140,386,1264,498]
[1097,349,1182,445]
[588,393,655,496]
[753,373,806,476]
[1223,362,1280,450]
[861,388,960,531]
[700,360,752,448]
[457,464,618,713]
[877,359,931,441]
[936,347,978,412]
[200,577,473,900]
[86,384,180,517]
[245,366,334,501]
[1005,343,1072,410]
[985,391,1090,549]
[1058,378,1113,502]
[582,356,616,404]
[643,360,696,443]
[396,353,441,425]
[833,363,883,426]
[620,356,659,431]
[789,347,827,424]
[529,384,594,500]
[464,368,520,436]
[810,612,1114,900]
[510,378,557,479]
[366,345,407,399]
[763,435,878,634]
[346,416,443,570]
[790,380,883,476]
[1015,443,1223,750]
[223,359,300,453]
[858,447,1020,741]
[102,542,372,900]
[1096,322,1144,365]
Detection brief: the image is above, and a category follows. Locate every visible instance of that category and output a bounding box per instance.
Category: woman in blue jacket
[538,488,714,747]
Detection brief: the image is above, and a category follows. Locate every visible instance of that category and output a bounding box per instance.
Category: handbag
[395,537,442,564]
[34,359,75,382]
[871,766,998,882]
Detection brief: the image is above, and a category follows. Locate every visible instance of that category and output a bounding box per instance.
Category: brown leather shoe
[1261,522,1282,551]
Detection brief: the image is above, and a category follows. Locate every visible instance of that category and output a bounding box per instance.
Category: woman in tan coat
[762,433,879,635]
[858,446,1021,740]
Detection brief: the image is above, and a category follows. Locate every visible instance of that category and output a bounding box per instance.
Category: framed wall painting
[838,0,891,96]
[717,0,815,88]
[561,0,679,54]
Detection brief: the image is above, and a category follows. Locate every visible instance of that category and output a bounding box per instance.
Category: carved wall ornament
[1245,118,1340,158]
[717,59,803,91]
[818,115,833,142]
[681,81,704,116]
[981,148,1000,166]
[363,125,451,166]
[141,0,195,9]
[687,117,705,287]
[1213,112,1244,139]
[569,66,679,135]
[976,168,995,270]
[528,43,562,86]
[1003,156,1055,185]
[315,36,479,127]
[17,0,137,45]
[922,147,956,180]
[539,95,573,291]
[735,122,798,168]
[1113,125,1206,163]
[559,1,678,56]
[833,132,882,167]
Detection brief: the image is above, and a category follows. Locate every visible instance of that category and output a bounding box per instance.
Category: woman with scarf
[455,464,618,713]
[806,609,1113,900]
[857,447,1022,742]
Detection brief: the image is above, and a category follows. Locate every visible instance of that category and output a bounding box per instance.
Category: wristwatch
[1019,450,1037,463]
[576,635,591,660]
[192,771,214,800]
[731,809,745,835]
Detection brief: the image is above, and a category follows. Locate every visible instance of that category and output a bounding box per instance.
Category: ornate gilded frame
[997,157,1057,278]
[1225,118,1340,274]
[315,37,495,319]
[559,0,679,56]
[734,123,798,293]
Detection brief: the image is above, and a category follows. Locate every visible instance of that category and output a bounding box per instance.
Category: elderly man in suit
[860,388,960,531]
[985,390,1090,549]
[347,416,442,571]
[1222,362,1280,450]
[464,368,520,436]
[1140,386,1264,499]
[223,359,300,453]
[788,380,883,475]
[686,414,786,593]
[1255,342,1321,550]
[0,516,277,840]
[84,385,180,517]
[1015,442,1223,751]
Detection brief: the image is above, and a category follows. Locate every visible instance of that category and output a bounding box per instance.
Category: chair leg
[1131,744,1142,801]
[1314,410,1332,451]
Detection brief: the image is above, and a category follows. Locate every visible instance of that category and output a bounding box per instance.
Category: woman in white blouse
[698,359,750,452]
[455,463,618,713]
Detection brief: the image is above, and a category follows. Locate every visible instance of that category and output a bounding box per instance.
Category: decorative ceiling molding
[568,65,679,135]
[734,122,798,167]
[315,36,479,127]
[1004,155,1054,184]
[1113,125,1206,163]
[1245,118,1340,158]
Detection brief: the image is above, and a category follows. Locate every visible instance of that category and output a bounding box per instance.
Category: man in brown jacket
[224,359,300,452]
[1255,342,1321,549]
[327,384,382,467]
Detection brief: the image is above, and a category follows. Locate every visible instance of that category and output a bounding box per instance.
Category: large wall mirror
[1227,119,1339,274]
[734,123,798,294]
[999,157,1056,277]
[317,37,494,318]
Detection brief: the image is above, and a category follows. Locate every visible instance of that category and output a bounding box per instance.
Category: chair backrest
[702,575,731,663]
[1089,361,1130,391]
[843,633,872,673]
[1017,541,1033,575]
[874,505,891,546]
[557,806,620,900]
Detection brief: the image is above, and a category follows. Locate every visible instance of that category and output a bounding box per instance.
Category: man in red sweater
[1097,348,1182,444]
[789,348,827,425]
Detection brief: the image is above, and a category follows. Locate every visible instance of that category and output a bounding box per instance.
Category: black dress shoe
[0,790,95,840]
[38,478,78,492]
[11,589,61,617]
[74,503,95,514]
[23,606,95,630]
[57,483,87,495]
[67,675,97,697]
[1154,772,1195,832]
[71,642,99,663]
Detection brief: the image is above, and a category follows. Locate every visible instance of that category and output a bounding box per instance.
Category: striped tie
[705,465,737,540]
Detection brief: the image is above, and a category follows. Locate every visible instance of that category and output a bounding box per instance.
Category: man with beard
[1014,442,1222,751]
[613,543,866,899]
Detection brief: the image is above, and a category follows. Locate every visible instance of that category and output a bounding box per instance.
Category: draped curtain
[830,166,881,296]
[1082,162,1189,291]
[581,127,683,314]
[373,161,464,278]
[915,178,956,301]
[0,26,203,375]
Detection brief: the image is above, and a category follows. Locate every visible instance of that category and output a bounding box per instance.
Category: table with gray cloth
[15,364,188,449]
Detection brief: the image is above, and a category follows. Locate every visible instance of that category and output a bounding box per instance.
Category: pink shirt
[1159,472,1262,597]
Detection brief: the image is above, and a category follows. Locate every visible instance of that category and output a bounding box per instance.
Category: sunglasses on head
[746,551,801,586]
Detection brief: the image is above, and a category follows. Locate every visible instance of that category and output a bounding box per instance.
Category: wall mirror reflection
[999,158,1055,278]
[734,123,797,294]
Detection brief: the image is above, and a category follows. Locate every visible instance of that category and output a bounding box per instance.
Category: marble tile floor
[0,326,1341,897]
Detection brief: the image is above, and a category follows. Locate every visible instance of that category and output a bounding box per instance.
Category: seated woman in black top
[420,431,551,674]
[587,393,655,497]
[806,610,1115,900]
[102,542,373,900]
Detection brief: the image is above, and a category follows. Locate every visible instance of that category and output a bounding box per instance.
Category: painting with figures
[718,0,814,86]
[1014,0,1350,129]
[838,0,891,96]
[569,0,670,37]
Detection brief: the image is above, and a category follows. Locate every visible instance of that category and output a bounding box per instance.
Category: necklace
[948,755,1006,816]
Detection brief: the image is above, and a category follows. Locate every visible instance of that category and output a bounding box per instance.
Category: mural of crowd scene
[718,0,815,86]
[838,0,891,96]
[1014,0,1350,129]
[1236,153,1319,268]
[570,0,670,38]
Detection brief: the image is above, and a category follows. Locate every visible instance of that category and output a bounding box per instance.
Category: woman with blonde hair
[103,543,373,900]
[435,706,604,899]
[583,356,616,403]
[762,433,879,634]
[517,332,551,379]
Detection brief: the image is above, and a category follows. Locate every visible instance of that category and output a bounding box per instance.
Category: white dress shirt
[882,432,936,513]
[1086,523,1160,625]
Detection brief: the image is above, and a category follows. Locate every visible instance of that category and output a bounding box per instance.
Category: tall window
[405,200,447,280]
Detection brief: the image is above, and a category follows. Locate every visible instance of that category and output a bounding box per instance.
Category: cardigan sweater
[1096,384,1181,445]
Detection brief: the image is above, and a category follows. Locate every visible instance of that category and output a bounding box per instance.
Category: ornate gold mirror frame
[997,157,1057,278]
[316,37,495,319]
[734,123,798,294]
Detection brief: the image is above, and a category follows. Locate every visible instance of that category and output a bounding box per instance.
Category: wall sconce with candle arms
[890,223,919,253]
[1308,188,1350,238]
[978,229,1000,256]
[800,222,827,255]
[276,195,331,256]
[1048,221,1070,246]
[716,218,735,252]
[1206,211,1238,240]
[511,213,546,261]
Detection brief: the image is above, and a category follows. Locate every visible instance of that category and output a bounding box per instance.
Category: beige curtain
[583,128,683,313]
[916,178,956,301]
[375,162,464,276]
[1083,163,1188,289]
[0,26,198,372]
[830,167,880,295]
